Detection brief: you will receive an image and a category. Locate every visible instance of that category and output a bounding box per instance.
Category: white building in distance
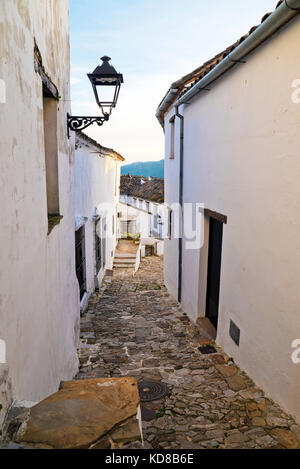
[119,175,165,255]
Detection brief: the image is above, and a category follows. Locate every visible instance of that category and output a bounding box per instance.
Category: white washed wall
[75,136,120,293]
[0,0,79,427]
[164,16,300,421]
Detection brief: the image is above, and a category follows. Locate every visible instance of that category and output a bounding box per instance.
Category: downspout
[175,105,184,303]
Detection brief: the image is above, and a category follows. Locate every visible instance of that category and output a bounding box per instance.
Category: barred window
[95,219,102,273]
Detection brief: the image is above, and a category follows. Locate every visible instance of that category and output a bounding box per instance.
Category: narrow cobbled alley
[77,257,300,449]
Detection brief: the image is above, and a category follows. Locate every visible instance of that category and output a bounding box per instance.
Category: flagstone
[14,377,140,449]
[73,256,300,450]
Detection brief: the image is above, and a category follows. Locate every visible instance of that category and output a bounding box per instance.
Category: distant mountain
[121,160,164,178]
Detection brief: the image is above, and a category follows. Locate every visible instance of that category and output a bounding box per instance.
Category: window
[168,208,173,240]
[75,226,86,300]
[120,220,136,237]
[169,115,175,159]
[95,219,102,273]
[43,86,60,233]
[35,44,61,233]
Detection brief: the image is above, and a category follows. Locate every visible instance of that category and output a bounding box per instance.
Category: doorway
[205,217,223,329]
[75,226,86,300]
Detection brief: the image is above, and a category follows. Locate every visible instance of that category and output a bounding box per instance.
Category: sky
[70,0,277,164]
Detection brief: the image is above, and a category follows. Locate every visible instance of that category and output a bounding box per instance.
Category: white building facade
[75,132,124,310]
[119,194,164,240]
[157,3,300,422]
[0,0,79,428]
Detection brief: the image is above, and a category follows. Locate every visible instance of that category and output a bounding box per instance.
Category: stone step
[114,258,136,264]
[113,264,135,269]
[114,253,137,259]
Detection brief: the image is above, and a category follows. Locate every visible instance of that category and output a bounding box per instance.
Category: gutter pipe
[175,105,184,303]
[155,88,178,128]
[158,0,300,303]
[175,0,300,107]
[156,0,300,124]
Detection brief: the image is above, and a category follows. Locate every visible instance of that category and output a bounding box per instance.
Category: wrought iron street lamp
[67,56,123,138]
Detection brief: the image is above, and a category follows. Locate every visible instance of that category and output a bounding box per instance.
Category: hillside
[121,159,164,178]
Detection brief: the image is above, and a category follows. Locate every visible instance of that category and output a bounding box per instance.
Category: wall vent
[229,320,240,346]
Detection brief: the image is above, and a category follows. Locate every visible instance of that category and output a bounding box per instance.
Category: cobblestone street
[77,256,300,449]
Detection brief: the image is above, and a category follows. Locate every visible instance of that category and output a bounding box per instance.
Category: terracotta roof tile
[120,175,164,204]
[170,0,287,104]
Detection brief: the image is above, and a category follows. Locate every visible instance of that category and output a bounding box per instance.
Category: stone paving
[77,256,300,449]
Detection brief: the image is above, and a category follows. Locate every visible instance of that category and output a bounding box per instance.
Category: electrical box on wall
[229,320,240,346]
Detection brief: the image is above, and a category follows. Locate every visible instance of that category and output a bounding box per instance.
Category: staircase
[113,252,137,269]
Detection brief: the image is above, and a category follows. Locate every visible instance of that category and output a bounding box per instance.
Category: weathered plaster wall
[165,17,300,421]
[0,0,79,429]
[75,135,121,294]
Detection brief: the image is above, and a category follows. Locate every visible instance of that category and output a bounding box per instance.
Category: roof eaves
[157,0,300,121]
[76,131,125,161]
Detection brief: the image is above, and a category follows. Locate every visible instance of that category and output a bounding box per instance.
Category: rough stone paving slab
[77,257,300,450]
[13,377,141,449]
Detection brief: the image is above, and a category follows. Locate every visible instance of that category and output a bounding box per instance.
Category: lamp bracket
[67,113,109,139]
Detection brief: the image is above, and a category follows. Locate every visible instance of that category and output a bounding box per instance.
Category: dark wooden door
[102,217,106,268]
[206,217,223,329]
[75,226,86,300]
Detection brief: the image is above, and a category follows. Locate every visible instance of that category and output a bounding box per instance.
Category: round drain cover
[138,380,168,402]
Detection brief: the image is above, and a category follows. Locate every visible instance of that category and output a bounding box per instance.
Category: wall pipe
[175,105,184,303]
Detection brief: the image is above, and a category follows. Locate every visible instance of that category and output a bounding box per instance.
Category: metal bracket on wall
[67,113,109,139]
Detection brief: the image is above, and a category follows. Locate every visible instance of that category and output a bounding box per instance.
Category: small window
[169,116,175,159]
[43,86,60,232]
[168,208,173,240]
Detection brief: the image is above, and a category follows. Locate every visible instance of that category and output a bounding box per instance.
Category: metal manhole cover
[198,345,217,354]
[138,380,167,402]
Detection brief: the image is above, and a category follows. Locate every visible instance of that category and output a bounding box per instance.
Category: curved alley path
[77,256,300,449]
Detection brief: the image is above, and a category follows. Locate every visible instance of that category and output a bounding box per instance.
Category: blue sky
[70,0,277,164]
